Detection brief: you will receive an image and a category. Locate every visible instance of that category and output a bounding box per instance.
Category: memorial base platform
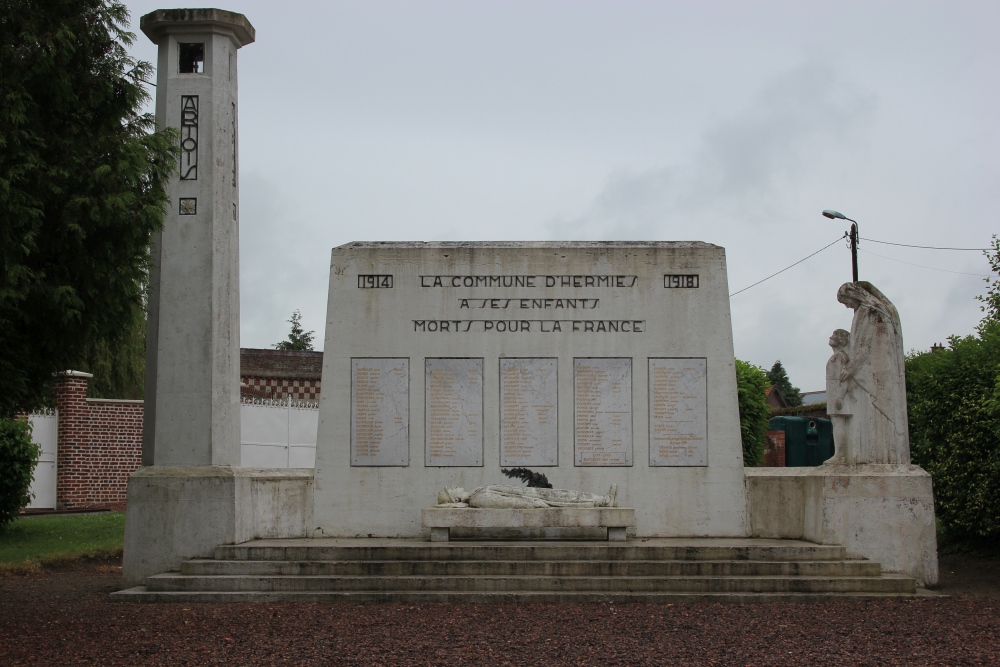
[111,536,934,603]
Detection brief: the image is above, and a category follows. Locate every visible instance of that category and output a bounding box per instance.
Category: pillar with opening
[123,8,255,586]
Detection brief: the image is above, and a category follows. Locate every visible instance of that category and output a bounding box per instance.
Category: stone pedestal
[747,465,938,586]
[122,467,312,586]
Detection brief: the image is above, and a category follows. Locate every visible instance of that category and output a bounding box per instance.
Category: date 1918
[664,274,699,288]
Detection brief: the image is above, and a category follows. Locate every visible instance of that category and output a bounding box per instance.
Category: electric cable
[859,237,991,251]
[858,248,989,277]
[729,235,845,297]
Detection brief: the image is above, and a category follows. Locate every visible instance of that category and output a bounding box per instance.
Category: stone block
[746,465,938,586]
[420,507,636,541]
[314,242,749,539]
[123,467,312,586]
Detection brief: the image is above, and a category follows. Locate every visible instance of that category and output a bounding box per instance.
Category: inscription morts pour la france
[314,242,748,538]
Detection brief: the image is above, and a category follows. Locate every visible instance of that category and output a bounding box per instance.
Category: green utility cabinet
[768,416,835,466]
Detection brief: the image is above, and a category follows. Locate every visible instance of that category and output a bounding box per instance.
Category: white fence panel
[289,406,318,468]
[27,410,58,509]
[240,398,317,468]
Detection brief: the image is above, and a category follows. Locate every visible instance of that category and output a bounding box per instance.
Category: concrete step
[146,573,915,594]
[113,586,936,604]
[213,543,850,563]
[182,558,882,578]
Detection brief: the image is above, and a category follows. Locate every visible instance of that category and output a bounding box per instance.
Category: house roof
[240,348,323,380]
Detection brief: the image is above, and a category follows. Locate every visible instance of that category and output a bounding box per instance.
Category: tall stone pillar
[123,9,256,586]
[141,9,254,466]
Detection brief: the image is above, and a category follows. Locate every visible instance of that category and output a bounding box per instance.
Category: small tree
[0,418,40,530]
[736,359,770,466]
[273,310,316,351]
[766,361,803,407]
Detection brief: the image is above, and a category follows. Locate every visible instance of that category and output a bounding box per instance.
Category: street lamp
[823,209,859,282]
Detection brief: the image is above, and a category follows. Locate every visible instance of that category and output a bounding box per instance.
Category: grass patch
[0,512,124,573]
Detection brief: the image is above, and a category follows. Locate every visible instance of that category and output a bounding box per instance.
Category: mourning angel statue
[826,281,910,465]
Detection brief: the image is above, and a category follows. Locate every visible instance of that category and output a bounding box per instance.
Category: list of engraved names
[425,358,484,466]
[574,358,633,466]
[649,358,708,466]
[351,358,409,466]
[500,358,558,467]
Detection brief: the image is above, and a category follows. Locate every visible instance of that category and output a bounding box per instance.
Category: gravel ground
[2,555,999,666]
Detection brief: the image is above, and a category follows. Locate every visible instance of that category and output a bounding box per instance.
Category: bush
[0,418,40,530]
[736,359,770,466]
[907,321,1000,543]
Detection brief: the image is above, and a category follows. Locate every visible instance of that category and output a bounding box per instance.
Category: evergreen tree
[0,1,177,416]
[766,360,803,407]
[273,310,315,351]
[72,299,147,399]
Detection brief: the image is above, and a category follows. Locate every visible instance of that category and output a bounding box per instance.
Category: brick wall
[762,430,786,467]
[53,373,143,510]
[240,348,323,401]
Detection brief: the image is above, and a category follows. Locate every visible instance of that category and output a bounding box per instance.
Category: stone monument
[747,281,937,586]
[119,7,936,592]
[312,242,749,538]
[123,9,313,587]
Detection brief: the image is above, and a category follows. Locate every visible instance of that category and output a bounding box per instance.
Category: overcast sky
[125,0,999,391]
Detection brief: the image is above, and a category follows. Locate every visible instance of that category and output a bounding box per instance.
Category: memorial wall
[314,242,749,537]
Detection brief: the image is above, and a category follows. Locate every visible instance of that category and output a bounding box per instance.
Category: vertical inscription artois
[351,358,409,466]
[574,358,632,466]
[180,95,198,180]
[500,358,558,467]
[649,358,707,466]
[231,101,236,188]
[425,359,483,467]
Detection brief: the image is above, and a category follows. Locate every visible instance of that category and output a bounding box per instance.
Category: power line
[860,237,991,251]
[730,235,845,297]
[859,248,989,277]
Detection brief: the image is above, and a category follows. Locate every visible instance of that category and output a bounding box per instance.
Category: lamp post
[823,210,859,282]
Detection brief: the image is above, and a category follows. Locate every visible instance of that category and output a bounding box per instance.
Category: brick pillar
[763,430,786,467]
[53,371,93,509]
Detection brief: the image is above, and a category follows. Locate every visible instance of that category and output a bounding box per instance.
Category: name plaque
[574,358,633,466]
[351,358,409,466]
[500,358,558,467]
[649,358,708,466]
[425,358,484,466]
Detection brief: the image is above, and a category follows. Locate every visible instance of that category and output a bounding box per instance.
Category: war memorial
[115,9,938,601]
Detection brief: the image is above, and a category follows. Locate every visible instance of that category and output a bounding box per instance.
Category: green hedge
[736,359,769,467]
[0,418,40,530]
[907,321,1000,542]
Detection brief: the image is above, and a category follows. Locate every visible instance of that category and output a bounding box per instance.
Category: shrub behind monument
[736,359,769,467]
[907,323,1000,544]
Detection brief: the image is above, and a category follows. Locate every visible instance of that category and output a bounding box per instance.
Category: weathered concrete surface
[315,242,748,539]
[746,467,810,539]
[122,467,312,587]
[746,465,938,586]
[111,537,927,603]
[141,9,253,467]
[421,507,636,542]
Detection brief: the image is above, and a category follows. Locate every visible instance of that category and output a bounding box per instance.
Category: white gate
[27,409,58,509]
[240,397,317,468]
